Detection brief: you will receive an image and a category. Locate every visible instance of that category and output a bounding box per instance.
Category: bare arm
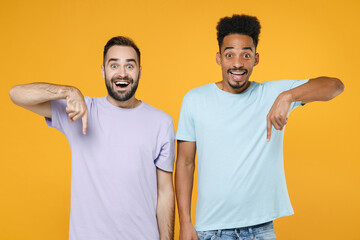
[266,76,345,141]
[156,168,175,240]
[175,140,198,240]
[9,82,88,134]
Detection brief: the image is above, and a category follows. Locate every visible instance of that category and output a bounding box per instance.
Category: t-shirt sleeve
[288,79,309,110]
[271,79,309,111]
[45,97,91,135]
[45,99,69,134]
[176,92,196,141]
[154,120,175,172]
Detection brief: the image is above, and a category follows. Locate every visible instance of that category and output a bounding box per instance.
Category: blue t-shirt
[176,80,308,231]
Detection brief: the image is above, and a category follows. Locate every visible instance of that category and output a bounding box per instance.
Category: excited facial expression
[216,34,259,94]
[101,45,141,103]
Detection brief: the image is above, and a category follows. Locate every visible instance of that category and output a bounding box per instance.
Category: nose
[117,66,127,78]
[233,57,244,68]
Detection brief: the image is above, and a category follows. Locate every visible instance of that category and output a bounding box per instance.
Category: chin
[228,80,248,89]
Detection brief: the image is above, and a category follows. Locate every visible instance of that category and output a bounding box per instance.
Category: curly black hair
[216,14,261,51]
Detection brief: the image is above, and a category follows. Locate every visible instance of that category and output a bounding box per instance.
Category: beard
[226,67,249,89]
[227,78,248,89]
[105,74,139,102]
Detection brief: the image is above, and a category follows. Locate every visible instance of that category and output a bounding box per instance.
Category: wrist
[179,217,192,226]
[62,86,80,99]
[281,90,295,103]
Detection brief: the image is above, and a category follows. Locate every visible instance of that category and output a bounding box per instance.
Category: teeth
[231,71,245,75]
[115,82,129,86]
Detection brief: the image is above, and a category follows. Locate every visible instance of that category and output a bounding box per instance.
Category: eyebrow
[107,58,137,64]
[224,46,254,52]
[242,47,253,52]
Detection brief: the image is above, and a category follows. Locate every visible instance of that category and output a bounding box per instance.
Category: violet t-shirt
[46,97,175,240]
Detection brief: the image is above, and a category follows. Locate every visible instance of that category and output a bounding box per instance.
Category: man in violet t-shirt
[175,15,345,240]
[9,36,175,240]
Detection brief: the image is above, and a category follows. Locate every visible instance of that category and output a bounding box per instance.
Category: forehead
[105,45,139,64]
[221,34,255,51]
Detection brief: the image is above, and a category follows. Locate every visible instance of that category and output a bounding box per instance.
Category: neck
[106,95,140,109]
[216,80,251,94]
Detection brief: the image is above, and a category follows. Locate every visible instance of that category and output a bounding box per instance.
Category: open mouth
[114,81,130,89]
[228,69,247,81]
[230,71,246,76]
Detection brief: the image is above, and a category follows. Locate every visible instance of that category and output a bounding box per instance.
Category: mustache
[227,68,248,74]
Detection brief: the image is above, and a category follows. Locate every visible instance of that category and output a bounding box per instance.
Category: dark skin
[175,33,344,240]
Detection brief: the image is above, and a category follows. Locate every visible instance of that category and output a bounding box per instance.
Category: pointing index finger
[266,116,272,142]
[82,110,88,135]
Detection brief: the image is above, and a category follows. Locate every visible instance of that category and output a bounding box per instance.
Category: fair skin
[176,33,345,240]
[157,168,175,240]
[101,45,142,109]
[9,45,175,240]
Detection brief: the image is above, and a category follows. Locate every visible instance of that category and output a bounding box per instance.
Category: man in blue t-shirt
[175,14,344,240]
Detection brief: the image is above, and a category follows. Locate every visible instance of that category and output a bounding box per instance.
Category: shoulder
[182,83,214,101]
[261,79,309,90]
[141,102,173,125]
[186,83,213,95]
[84,96,104,105]
[84,96,94,105]
[82,96,100,114]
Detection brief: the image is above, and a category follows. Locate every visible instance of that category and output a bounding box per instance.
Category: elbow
[158,185,175,201]
[329,77,345,99]
[9,85,21,105]
[333,77,345,93]
[315,77,345,100]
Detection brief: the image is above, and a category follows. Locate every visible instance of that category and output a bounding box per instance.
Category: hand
[266,92,293,142]
[65,87,88,135]
[180,222,198,240]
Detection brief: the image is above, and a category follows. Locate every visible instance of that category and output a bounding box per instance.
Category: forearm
[175,158,195,225]
[285,77,345,104]
[9,82,88,133]
[156,187,175,240]
[9,82,78,107]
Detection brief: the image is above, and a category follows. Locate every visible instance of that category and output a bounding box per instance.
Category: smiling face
[216,34,259,94]
[101,45,141,105]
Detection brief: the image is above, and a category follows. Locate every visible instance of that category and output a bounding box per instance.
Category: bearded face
[102,45,141,103]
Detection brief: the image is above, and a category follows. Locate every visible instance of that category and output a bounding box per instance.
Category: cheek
[246,61,255,69]
[104,69,113,77]
[221,62,230,70]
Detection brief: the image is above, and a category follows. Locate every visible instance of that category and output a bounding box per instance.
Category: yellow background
[1,0,359,239]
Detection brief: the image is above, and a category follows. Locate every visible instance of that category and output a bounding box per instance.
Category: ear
[216,52,221,66]
[254,53,259,66]
[139,66,142,79]
[101,65,105,78]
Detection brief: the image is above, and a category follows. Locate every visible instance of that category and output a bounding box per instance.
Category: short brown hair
[103,36,141,65]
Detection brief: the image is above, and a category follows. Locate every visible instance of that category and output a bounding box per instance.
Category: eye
[225,53,233,58]
[244,53,251,58]
[126,65,134,69]
[111,64,117,69]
